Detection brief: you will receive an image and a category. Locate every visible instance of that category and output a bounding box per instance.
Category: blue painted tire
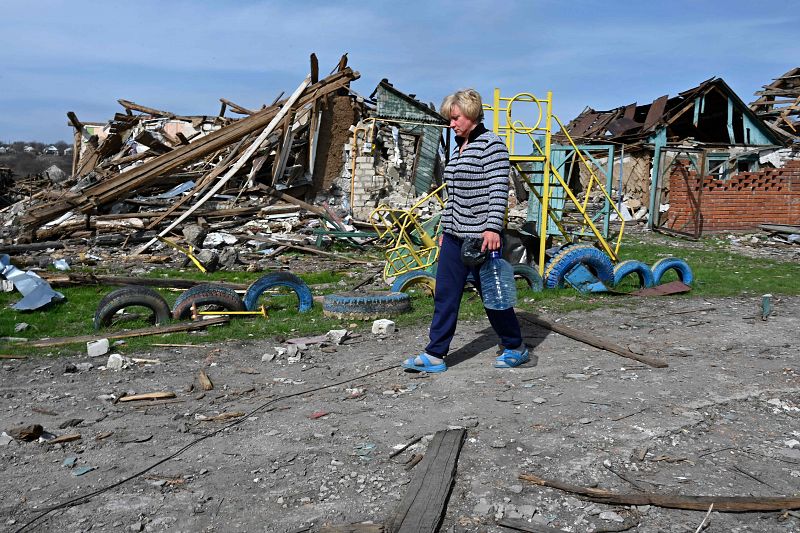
[651,257,694,286]
[323,291,410,319]
[612,260,655,289]
[390,271,436,295]
[172,283,245,320]
[244,272,313,313]
[544,244,614,289]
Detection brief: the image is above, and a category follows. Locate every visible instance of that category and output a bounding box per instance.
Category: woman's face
[449,104,476,138]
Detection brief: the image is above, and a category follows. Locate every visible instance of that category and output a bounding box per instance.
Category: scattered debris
[87,338,110,357]
[519,472,800,512]
[6,424,43,441]
[371,319,396,335]
[117,392,176,403]
[198,369,214,391]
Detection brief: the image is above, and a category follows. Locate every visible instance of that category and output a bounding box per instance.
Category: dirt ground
[1,287,798,533]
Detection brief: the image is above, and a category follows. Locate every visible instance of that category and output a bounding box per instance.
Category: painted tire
[651,257,694,285]
[513,264,544,293]
[390,270,436,295]
[323,291,410,319]
[612,260,655,289]
[172,283,245,320]
[543,244,614,289]
[243,272,313,313]
[94,286,171,330]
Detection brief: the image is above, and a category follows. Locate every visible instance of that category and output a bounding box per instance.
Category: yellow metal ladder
[483,89,626,274]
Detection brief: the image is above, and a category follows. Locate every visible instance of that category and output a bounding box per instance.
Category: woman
[402,88,529,373]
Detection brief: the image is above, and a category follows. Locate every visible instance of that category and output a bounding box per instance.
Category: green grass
[618,238,800,297]
[1,235,797,357]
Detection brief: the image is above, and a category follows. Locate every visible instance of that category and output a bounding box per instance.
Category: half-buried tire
[544,243,615,289]
[244,272,313,313]
[94,286,171,330]
[651,257,694,286]
[172,283,245,320]
[323,292,410,319]
[390,270,436,295]
[612,259,655,290]
[513,263,544,293]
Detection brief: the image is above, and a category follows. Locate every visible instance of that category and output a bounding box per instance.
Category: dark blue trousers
[425,232,523,358]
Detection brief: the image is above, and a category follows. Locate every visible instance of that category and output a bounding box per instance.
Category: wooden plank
[519,472,800,512]
[144,134,253,230]
[256,184,329,218]
[40,273,248,290]
[320,525,383,533]
[118,392,176,402]
[21,317,229,348]
[518,315,668,368]
[219,98,256,115]
[242,234,373,264]
[133,76,312,255]
[48,434,81,444]
[117,99,176,118]
[386,428,466,533]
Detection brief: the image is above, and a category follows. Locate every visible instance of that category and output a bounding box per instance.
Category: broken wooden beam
[219,98,256,115]
[386,428,466,533]
[39,273,248,291]
[519,472,800,512]
[133,75,312,255]
[118,392,176,402]
[117,99,176,118]
[496,518,569,532]
[519,315,668,368]
[19,317,229,348]
[242,234,374,264]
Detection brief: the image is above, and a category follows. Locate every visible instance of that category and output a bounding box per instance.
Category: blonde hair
[440,88,484,122]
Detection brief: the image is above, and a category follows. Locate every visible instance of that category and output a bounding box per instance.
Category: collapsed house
[561,76,799,235]
[0,57,451,271]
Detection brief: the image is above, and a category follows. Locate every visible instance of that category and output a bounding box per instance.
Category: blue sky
[1,0,797,142]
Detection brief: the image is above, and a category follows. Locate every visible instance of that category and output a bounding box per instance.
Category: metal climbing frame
[370,184,445,281]
[483,89,626,275]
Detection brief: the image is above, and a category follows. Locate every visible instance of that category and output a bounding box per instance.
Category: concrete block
[371,319,396,335]
[87,338,109,358]
[106,353,124,371]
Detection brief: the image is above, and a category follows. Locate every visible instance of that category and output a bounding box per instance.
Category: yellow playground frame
[371,88,626,281]
[485,89,625,274]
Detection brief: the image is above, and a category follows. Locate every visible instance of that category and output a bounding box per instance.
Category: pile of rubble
[0,57,464,273]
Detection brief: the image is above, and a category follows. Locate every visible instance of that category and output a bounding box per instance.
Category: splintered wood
[13,55,360,251]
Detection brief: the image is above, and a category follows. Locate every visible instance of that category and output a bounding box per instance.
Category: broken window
[706,153,729,180]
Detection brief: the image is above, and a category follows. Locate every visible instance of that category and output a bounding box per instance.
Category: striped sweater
[441,123,509,238]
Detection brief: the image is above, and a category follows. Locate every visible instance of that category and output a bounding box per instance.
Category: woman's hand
[481,231,501,252]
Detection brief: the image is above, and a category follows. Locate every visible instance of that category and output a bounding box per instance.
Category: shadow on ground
[445,311,550,368]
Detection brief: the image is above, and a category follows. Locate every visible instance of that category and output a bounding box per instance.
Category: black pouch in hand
[460,237,487,267]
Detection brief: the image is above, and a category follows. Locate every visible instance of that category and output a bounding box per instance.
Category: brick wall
[665,160,800,232]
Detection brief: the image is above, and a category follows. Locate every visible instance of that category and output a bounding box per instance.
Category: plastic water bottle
[479,251,517,310]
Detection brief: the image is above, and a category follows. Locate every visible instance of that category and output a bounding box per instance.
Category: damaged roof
[371,80,447,125]
[562,77,783,147]
[749,67,800,143]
